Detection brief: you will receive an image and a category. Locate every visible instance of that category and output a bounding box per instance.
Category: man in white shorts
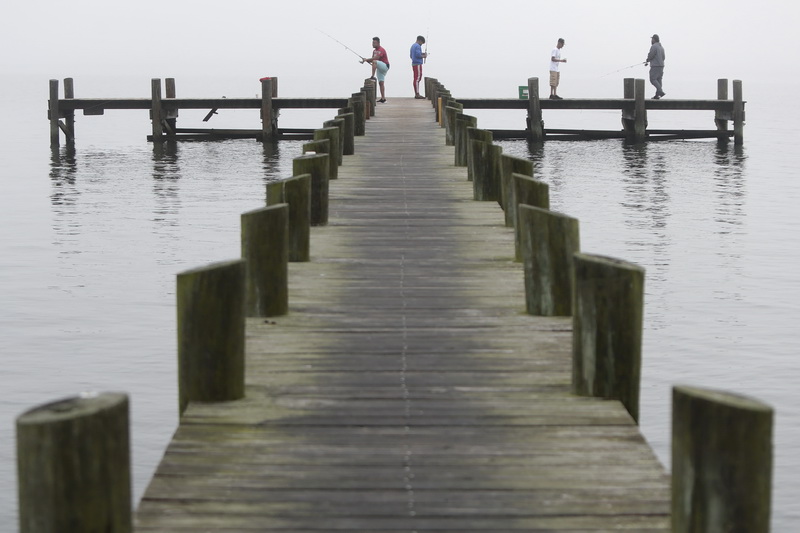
[362,36,390,103]
[549,38,567,100]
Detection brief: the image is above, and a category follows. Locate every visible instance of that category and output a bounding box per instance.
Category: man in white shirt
[549,38,567,99]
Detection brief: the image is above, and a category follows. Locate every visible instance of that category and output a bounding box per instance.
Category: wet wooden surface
[135,97,670,531]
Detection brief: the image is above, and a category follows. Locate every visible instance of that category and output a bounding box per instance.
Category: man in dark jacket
[645,34,666,99]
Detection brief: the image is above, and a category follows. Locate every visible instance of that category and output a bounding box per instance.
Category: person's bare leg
[379,81,385,100]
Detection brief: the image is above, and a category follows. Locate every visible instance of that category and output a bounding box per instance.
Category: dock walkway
[134,98,671,531]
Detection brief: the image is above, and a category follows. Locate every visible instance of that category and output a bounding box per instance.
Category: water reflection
[49,145,82,257]
[620,143,671,286]
[261,140,306,202]
[261,141,282,203]
[710,143,747,311]
[712,143,747,234]
[261,140,281,175]
[500,138,748,332]
[151,141,181,228]
[49,145,79,206]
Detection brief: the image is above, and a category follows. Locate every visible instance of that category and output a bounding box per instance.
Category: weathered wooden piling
[444,102,463,145]
[500,154,534,226]
[302,139,330,156]
[622,78,647,143]
[527,77,544,142]
[293,153,330,225]
[436,91,452,125]
[336,111,355,155]
[314,127,341,179]
[49,79,60,147]
[241,204,289,317]
[622,78,636,138]
[572,253,644,423]
[177,260,245,415]
[48,78,79,146]
[513,173,550,261]
[165,78,176,98]
[322,118,345,165]
[430,81,448,120]
[454,113,478,167]
[363,79,377,116]
[151,78,164,143]
[733,79,744,145]
[424,77,436,101]
[715,78,729,140]
[518,205,579,316]
[349,93,366,136]
[672,386,773,532]
[164,77,177,135]
[261,78,275,141]
[63,78,75,144]
[17,393,132,533]
[266,174,311,262]
[303,138,336,180]
[633,79,647,142]
[470,139,503,201]
[466,127,493,182]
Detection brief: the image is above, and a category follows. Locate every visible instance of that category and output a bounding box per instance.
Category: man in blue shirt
[410,35,428,99]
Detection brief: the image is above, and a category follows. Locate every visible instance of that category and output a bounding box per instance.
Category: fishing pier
[47,76,745,146]
[19,77,770,532]
[454,77,745,143]
[48,77,352,144]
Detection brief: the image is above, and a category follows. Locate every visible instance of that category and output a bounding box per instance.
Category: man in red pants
[410,35,428,99]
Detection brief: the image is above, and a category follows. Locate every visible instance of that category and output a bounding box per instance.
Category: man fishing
[361,36,390,103]
[410,35,428,99]
[645,34,666,99]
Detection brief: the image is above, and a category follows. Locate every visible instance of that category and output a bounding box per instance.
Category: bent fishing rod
[317,29,366,62]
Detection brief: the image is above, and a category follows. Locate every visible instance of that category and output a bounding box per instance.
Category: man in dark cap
[362,37,390,103]
[645,34,666,99]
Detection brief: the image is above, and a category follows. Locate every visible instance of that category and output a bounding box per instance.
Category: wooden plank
[135,97,670,531]
[58,97,349,111]
[457,97,740,111]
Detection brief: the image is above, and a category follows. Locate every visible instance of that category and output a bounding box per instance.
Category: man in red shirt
[362,36,390,103]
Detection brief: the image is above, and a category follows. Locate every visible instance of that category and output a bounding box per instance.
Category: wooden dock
[48,77,353,145]
[437,77,745,143]
[133,97,671,531]
[48,76,745,146]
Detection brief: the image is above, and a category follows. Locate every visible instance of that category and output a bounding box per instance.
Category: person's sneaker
[555,95,563,99]
[414,94,425,99]
[658,92,666,98]
[652,95,661,99]
[549,95,557,99]
[370,76,376,81]
[378,98,386,103]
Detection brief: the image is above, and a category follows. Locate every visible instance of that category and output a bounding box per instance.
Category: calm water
[2,75,799,530]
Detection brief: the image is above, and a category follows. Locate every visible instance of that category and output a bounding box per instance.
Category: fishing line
[317,29,366,62]
[600,62,644,77]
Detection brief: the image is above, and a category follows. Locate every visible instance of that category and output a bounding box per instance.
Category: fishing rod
[424,28,429,64]
[601,62,643,77]
[317,29,366,62]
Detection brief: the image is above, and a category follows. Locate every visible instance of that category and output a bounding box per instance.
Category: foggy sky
[2,0,790,98]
